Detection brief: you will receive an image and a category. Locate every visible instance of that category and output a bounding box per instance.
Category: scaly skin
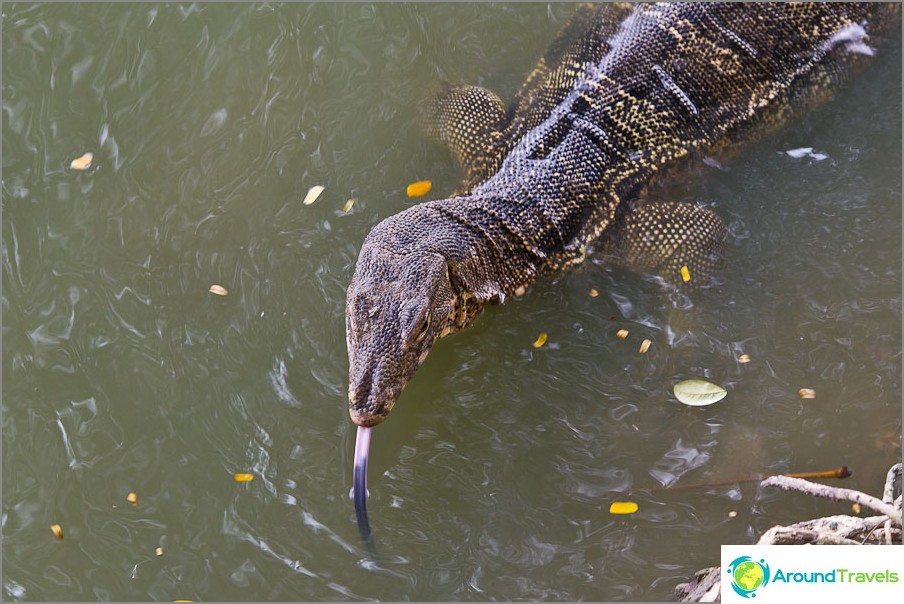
[345,2,900,544]
[346,3,899,429]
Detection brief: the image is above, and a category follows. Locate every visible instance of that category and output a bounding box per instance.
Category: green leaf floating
[673,379,727,406]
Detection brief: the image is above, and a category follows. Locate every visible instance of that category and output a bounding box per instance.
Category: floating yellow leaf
[680,265,691,282]
[234,473,254,482]
[51,524,64,540]
[406,180,432,198]
[738,354,751,364]
[70,152,93,170]
[616,329,629,340]
[532,332,548,348]
[798,388,816,399]
[303,185,325,205]
[588,287,599,298]
[851,502,861,514]
[514,285,526,297]
[155,547,164,556]
[208,284,228,296]
[609,501,638,514]
[673,379,727,406]
[639,339,651,354]
[342,198,355,213]
[173,601,194,603]
[127,492,138,507]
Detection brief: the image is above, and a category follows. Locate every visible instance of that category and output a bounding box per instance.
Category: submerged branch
[756,514,900,545]
[883,463,902,504]
[676,463,902,601]
[760,474,902,525]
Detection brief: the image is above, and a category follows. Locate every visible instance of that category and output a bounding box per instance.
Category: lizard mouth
[348,368,400,427]
[349,407,387,428]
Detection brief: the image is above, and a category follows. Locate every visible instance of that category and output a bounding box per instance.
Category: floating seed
[234,473,254,482]
[126,492,138,507]
[798,388,816,399]
[342,198,355,213]
[533,332,548,348]
[155,547,164,556]
[51,524,64,540]
[589,287,599,297]
[609,501,638,514]
[616,329,629,340]
[639,339,651,354]
[303,185,325,205]
[738,354,751,364]
[406,180,432,198]
[208,285,228,296]
[728,510,738,518]
[70,152,93,170]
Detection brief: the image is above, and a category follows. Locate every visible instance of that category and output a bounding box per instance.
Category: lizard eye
[414,315,431,343]
[399,297,432,346]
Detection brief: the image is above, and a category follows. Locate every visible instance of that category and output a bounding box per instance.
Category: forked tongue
[353,425,374,548]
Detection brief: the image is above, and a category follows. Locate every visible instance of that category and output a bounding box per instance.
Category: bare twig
[760,475,902,525]
[882,464,902,544]
[674,567,721,602]
[659,465,850,492]
[883,463,901,504]
[756,514,897,545]
[678,465,901,601]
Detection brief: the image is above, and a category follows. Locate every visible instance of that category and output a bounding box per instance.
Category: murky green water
[2,3,900,601]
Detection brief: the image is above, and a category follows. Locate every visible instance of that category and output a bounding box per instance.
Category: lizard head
[345,245,454,427]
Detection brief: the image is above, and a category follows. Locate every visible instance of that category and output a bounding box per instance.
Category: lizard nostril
[354,383,371,408]
[350,367,374,411]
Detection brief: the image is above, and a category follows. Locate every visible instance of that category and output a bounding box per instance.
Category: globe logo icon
[726,556,771,598]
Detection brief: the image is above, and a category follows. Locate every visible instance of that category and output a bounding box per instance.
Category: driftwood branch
[756,514,901,545]
[883,463,902,504]
[675,464,902,601]
[674,567,721,602]
[881,464,902,545]
[760,474,902,525]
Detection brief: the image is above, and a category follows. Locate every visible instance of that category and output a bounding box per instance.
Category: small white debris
[786,147,812,158]
[819,22,874,57]
[785,147,828,161]
[303,185,325,205]
[70,152,93,170]
[702,156,727,171]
